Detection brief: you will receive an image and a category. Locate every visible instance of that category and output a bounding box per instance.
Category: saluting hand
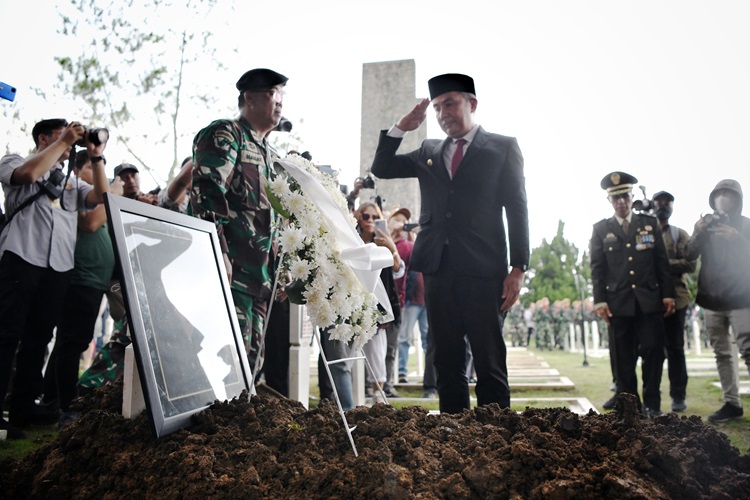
[396,98,430,132]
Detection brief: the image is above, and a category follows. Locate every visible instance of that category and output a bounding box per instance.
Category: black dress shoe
[9,403,60,427]
[602,394,618,410]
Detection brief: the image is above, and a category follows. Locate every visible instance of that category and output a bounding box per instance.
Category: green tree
[523,220,590,305]
[54,0,234,183]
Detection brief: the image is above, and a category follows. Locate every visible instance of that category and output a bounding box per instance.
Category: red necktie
[450,139,466,178]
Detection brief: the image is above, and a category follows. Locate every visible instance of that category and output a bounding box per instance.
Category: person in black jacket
[590,171,676,418]
[371,73,529,413]
[685,179,750,423]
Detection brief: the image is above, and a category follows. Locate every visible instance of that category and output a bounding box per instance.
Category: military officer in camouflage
[190,68,287,370]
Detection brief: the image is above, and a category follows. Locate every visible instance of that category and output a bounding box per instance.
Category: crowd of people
[590,172,750,421]
[1,66,748,443]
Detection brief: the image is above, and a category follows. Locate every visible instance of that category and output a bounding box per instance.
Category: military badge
[427,159,433,167]
[645,225,652,231]
[611,173,621,185]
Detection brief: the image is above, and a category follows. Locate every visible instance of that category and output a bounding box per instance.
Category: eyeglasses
[360,213,380,221]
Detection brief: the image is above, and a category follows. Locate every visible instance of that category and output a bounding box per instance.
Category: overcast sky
[3,0,749,253]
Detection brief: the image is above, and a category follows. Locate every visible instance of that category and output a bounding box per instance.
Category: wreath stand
[313,326,389,456]
[250,254,389,456]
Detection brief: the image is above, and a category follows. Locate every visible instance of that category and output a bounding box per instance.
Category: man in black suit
[371,73,529,414]
[590,172,676,418]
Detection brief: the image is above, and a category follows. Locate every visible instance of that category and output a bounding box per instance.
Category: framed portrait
[105,194,253,438]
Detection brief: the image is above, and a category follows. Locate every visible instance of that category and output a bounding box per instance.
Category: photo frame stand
[123,344,146,418]
[314,327,389,457]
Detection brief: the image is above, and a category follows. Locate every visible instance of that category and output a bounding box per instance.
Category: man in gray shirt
[0,119,109,438]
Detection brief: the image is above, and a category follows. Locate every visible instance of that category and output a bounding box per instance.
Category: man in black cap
[190,68,288,372]
[114,163,157,204]
[370,73,529,414]
[590,172,676,418]
[652,190,695,412]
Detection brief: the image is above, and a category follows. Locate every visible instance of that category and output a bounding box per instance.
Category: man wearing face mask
[652,191,696,413]
[685,179,750,423]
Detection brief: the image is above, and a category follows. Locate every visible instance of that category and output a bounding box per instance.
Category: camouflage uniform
[190,116,279,369]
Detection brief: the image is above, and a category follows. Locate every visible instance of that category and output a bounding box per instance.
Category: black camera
[706,211,730,230]
[274,117,292,132]
[631,185,652,213]
[38,167,67,200]
[362,175,376,189]
[74,127,109,148]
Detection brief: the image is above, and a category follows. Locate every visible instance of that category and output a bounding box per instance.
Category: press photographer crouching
[0,118,109,439]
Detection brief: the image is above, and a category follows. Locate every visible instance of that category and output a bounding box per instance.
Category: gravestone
[359,59,426,217]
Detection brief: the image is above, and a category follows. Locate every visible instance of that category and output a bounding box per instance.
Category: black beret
[428,73,475,100]
[651,190,675,202]
[600,171,637,195]
[236,68,288,92]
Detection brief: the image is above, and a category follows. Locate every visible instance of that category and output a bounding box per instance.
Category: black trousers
[424,247,509,413]
[42,284,105,411]
[609,304,666,410]
[263,300,290,397]
[0,252,71,414]
[664,306,688,400]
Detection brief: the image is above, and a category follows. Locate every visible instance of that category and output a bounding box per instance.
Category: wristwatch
[90,155,106,164]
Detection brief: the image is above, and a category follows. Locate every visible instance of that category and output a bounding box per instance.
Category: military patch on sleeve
[213,129,236,152]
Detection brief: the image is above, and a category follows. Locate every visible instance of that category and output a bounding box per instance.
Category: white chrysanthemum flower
[285,192,308,215]
[278,227,306,252]
[270,176,292,198]
[288,258,313,282]
[329,322,354,344]
[302,286,325,306]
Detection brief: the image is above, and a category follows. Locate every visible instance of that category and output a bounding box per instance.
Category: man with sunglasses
[190,68,287,372]
[590,172,675,418]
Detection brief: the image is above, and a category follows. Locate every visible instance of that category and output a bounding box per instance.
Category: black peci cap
[428,73,475,100]
[236,68,288,92]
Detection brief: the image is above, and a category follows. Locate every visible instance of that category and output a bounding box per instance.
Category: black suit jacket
[371,127,529,282]
[590,213,676,316]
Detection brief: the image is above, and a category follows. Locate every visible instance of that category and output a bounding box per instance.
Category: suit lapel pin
[427,159,433,166]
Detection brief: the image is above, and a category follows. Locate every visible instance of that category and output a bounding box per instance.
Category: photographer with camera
[685,179,750,423]
[0,118,109,438]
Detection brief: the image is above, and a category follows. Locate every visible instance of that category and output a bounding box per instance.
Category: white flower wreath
[268,154,388,350]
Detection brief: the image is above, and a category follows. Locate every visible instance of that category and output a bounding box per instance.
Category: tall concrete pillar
[359,59,426,218]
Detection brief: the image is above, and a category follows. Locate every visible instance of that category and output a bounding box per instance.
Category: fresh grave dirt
[1,383,749,499]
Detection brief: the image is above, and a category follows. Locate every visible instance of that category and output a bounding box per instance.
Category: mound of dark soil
[2,384,749,499]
